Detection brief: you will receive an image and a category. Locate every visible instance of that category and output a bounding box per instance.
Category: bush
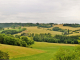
[1,28,26,35]
[54,48,79,60]
[0,50,9,59]
[20,36,34,45]
[38,25,52,28]
[52,27,66,32]
[0,34,29,47]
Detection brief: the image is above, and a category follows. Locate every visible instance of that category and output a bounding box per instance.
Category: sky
[0,0,80,23]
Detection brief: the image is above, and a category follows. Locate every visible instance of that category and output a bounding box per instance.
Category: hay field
[21,26,62,36]
[54,24,80,31]
[68,33,80,36]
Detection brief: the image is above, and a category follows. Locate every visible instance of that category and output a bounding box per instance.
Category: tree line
[33,34,79,44]
[1,28,26,35]
[20,33,79,44]
[0,23,56,28]
[0,34,34,47]
[63,24,80,27]
[52,27,67,32]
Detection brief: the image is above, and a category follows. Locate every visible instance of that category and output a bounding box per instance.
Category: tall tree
[68,29,69,34]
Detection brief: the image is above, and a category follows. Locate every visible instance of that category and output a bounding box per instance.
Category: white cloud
[0,0,80,23]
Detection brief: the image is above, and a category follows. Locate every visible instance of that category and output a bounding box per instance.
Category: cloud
[0,0,80,23]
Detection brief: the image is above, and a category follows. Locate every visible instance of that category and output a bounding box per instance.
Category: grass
[2,25,80,36]
[0,28,21,33]
[68,33,80,36]
[20,26,62,36]
[4,25,80,36]
[53,24,80,31]
[11,42,77,60]
[0,44,44,59]
[52,24,80,36]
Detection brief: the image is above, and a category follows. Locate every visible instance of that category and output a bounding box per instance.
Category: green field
[0,43,44,59]
[11,42,77,60]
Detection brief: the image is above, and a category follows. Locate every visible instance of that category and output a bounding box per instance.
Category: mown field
[11,42,77,60]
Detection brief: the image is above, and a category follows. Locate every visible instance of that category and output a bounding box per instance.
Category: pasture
[3,24,80,36]
[21,26,62,36]
[0,44,44,59]
[54,24,80,31]
[11,42,77,60]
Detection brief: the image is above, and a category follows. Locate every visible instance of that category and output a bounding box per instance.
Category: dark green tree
[68,29,69,34]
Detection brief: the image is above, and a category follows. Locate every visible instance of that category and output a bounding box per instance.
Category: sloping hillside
[0,44,44,59]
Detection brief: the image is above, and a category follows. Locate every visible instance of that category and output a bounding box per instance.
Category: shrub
[54,48,79,60]
[0,34,28,47]
[1,28,26,35]
[0,50,9,59]
[20,36,34,45]
[52,27,66,32]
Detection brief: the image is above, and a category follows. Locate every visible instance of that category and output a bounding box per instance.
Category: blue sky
[0,0,80,23]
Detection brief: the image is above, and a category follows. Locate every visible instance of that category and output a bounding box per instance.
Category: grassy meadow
[11,42,77,60]
[0,43,44,59]
[14,26,62,36]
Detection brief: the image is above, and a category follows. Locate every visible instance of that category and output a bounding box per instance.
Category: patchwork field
[11,42,78,60]
[3,24,80,36]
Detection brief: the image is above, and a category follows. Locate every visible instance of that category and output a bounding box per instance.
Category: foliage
[20,36,34,45]
[54,47,79,60]
[0,34,34,47]
[18,26,21,29]
[0,50,9,59]
[15,35,21,39]
[33,33,60,43]
[22,28,26,31]
[52,27,67,32]
[21,33,29,36]
[37,24,52,28]
[0,23,55,28]
[1,30,19,35]
[1,28,26,35]
[0,27,3,30]
[33,33,79,44]
[54,35,79,44]
[63,24,80,27]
